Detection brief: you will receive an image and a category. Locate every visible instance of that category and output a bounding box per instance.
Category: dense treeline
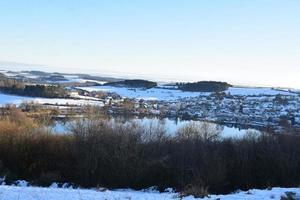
[177,81,232,92]
[0,112,299,197]
[105,79,157,89]
[0,74,68,98]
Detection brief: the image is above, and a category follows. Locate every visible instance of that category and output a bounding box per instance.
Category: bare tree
[176,121,221,141]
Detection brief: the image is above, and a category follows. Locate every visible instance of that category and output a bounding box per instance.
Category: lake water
[49,117,260,138]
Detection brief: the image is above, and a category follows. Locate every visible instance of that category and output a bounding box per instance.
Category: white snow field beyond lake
[0,86,296,106]
[0,93,104,106]
[79,85,210,100]
[79,86,296,101]
[0,185,299,200]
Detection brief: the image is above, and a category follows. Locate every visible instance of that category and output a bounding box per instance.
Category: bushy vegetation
[177,81,232,92]
[0,112,299,196]
[105,79,157,89]
[0,74,68,98]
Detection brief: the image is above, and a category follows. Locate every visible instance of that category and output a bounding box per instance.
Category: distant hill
[105,79,157,89]
[177,81,232,92]
[27,70,51,76]
[75,74,123,83]
[0,73,68,98]
[41,75,68,82]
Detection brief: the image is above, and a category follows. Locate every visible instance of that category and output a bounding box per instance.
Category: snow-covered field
[0,86,294,106]
[0,93,30,105]
[0,93,104,106]
[33,98,104,106]
[227,87,295,96]
[79,86,211,100]
[0,185,299,200]
[79,86,296,101]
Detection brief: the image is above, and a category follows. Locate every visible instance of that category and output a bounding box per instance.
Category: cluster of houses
[156,93,300,131]
[106,92,300,132]
[64,88,300,132]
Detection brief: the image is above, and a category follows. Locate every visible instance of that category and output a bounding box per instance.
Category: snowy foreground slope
[0,185,299,200]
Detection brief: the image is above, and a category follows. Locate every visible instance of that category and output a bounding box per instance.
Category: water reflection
[48,117,260,138]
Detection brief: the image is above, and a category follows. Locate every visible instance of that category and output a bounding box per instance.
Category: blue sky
[0,0,300,88]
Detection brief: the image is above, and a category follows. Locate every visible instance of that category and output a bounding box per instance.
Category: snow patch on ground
[0,185,178,200]
[204,188,300,200]
[0,185,299,200]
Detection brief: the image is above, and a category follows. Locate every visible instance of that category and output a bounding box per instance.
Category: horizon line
[0,60,298,90]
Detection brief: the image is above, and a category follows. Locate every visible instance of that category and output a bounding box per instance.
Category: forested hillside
[105,79,157,89]
[0,74,68,98]
[177,81,232,92]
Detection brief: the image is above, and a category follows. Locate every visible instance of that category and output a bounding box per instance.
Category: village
[73,88,300,132]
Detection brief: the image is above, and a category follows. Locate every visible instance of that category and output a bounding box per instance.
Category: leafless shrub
[140,119,168,142]
[181,183,209,198]
[176,121,221,141]
[0,114,300,196]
